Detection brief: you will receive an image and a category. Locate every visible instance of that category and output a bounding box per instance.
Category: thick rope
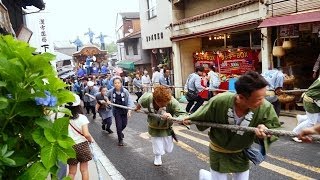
[124,85,307,93]
[107,102,320,142]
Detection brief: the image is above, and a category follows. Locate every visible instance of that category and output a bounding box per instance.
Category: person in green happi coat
[135,85,188,166]
[184,71,281,180]
[292,77,320,142]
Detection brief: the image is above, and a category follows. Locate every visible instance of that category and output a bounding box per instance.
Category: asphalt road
[88,112,320,180]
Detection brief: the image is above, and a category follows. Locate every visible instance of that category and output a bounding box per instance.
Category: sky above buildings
[35,0,139,44]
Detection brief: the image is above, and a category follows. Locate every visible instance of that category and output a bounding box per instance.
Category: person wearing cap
[66,94,93,180]
[83,81,99,119]
[106,77,134,146]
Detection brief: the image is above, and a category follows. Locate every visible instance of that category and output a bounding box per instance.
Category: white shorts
[151,136,174,156]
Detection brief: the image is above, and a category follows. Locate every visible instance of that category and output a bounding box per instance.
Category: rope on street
[107,102,320,142]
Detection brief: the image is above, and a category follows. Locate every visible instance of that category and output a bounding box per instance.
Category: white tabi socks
[154,155,162,166]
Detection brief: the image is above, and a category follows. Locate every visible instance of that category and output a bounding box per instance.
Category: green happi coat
[138,92,188,137]
[304,78,320,113]
[188,92,281,173]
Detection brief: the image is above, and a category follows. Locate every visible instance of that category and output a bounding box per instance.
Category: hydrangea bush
[0,35,75,179]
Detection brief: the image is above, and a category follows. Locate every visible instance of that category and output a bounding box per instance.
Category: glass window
[125,44,129,55]
[133,42,138,55]
[147,0,157,19]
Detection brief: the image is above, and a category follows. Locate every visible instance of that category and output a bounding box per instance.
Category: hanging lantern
[272,39,285,57]
[282,38,293,49]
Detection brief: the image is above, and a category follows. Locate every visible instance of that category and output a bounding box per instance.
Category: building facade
[139,0,173,67]
[259,0,320,89]
[116,12,150,72]
[1,0,45,36]
[171,0,261,96]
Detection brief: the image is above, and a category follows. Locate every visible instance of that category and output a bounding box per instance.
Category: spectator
[66,94,93,180]
[208,65,221,96]
[141,70,151,92]
[159,69,172,87]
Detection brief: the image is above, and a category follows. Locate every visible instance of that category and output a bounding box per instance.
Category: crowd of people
[60,64,320,180]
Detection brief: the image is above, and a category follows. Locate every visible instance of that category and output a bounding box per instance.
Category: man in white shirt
[152,67,161,86]
[141,70,151,92]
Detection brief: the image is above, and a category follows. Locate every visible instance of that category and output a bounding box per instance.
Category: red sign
[216,50,257,75]
[193,51,217,73]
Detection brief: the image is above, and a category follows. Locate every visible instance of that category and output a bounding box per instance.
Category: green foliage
[0,35,76,179]
[106,41,117,54]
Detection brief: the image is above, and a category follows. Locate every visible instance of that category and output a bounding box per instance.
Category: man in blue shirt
[184,66,207,114]
[159,69,172,87]
[261,69,284,117]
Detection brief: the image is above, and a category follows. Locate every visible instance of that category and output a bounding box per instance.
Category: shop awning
[171,19,260,42]
[117,60,135,71]
[258,10,320,28]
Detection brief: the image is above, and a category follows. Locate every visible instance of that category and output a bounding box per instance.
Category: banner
[193,51,216,73]
[216,49,258,75]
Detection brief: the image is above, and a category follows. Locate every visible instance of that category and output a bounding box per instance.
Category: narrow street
[87,99,320,180]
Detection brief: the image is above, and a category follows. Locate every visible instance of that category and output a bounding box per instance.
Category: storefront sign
[280,25,299,38]
[193,51,217,73]
[216,50,257,75]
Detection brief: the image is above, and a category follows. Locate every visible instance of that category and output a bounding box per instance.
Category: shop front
[191,29,261,91]
[259,10,320,109]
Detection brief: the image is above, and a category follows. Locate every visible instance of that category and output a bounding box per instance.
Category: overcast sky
[40,0,139,44]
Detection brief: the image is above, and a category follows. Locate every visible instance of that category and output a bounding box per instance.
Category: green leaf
[58,107,72,116]
[40,143,57,169]
[32,128,49,147]
[53,117,69,136]
[18,162,49,180]
[0,81,6,87]
[11,156,28,167]
[57,136,75,149]
[1,157,16,166]
[63,177,72,180]
[56,90,75,105]
[49,165,59,180]
[56,146,75,164]
[44,129,57,142]
[4,150,14,158]
[35,118,53,129]
[15,101,43,117]
[0,97,8,110]
[1,144,7,156]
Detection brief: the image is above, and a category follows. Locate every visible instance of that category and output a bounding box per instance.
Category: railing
[266,0,320,17]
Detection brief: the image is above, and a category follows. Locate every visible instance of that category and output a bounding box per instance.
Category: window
[157,33,160,39]
[154,34,156,40]
[147,0,157,19]
[133,42,138,55]
[125,44,129,55]
[160,32,163,39]
[146,36,148,42]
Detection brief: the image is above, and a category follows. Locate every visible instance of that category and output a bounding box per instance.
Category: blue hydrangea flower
[35,91,57,107]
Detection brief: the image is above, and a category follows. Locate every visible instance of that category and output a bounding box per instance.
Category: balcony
[266,0,320,17]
